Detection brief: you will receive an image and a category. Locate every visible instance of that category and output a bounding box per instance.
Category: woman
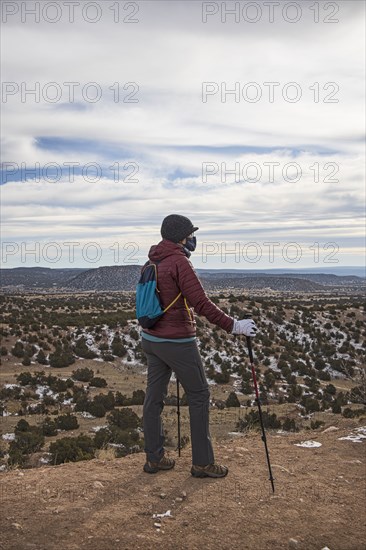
[141,214,257,478]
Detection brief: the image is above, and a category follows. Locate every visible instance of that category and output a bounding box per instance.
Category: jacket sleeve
[173,256,234,333]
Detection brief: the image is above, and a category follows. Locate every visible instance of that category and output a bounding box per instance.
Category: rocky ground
[1,422,365,550]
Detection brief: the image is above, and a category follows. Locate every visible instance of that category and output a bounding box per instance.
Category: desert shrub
[342,407,366,418]
[131,389,145,405]
[56,413,79,431]
[226,392,240,408]
[107,408,140,430]
[41,416,58,436]
[49,343,75,368]
[73,337,97,359]
[89,377,107,388]
[49,434,95,464]
[72,367,94,382]
[310,420,325,430]
[36,349,48,365]
[282,418,299,432]
[12,341,25,358]
[111,335,127,357]
[236,410,281,432]
[8,421,45,466]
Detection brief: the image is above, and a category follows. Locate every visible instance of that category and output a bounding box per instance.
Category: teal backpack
[136,261,182,328]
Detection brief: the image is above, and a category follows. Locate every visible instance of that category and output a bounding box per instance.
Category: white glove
[232,318,258,337]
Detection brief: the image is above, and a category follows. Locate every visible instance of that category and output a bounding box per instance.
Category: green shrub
[226,392,240,408]
[42,416,58,436]
[49,434,95,464]
[89,377,107,388]
[72,367,94,382]
[107,408,140,430]
[56,413,79,431]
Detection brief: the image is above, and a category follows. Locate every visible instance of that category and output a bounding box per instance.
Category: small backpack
[136,260,182,328]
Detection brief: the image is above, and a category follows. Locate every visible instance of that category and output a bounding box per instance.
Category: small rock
[181,491,187,499]
[289,539,299,548]
[183,520,189,527]
[175,497,183,503]
[159,493,166,499]
[322,426,338,433]
[11,523,23,530]
[93,481,104,489]
[154,522,161,528]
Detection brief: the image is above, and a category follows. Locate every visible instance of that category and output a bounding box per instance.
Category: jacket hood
[148,239,186,262]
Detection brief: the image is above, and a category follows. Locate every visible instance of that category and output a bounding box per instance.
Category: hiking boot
[191,463,229,478]
[143,455,175,474]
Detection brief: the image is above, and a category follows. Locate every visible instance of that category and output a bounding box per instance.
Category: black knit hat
[161,214,199,243]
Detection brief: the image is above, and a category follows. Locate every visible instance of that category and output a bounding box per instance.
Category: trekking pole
[176,378,181,457]
[246,336,275,493]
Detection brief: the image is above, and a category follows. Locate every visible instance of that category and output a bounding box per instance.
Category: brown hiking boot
[191,463,229,478]
[143,455,175,474]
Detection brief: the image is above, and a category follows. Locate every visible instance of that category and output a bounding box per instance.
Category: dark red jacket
[142,239,234,339]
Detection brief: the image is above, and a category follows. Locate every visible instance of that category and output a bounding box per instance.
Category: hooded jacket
[142,239,235,339]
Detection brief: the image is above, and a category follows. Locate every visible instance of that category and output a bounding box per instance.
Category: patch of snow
[78,411,96,419]
[4,383,20,389]
[2,433,16,441]
[35,385,55,398]
[91,425,108,432]
[153,510,172,519]
[338,426,366,443]
[294,440,322,448]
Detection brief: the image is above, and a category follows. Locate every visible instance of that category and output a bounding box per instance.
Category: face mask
[185,236,196,252]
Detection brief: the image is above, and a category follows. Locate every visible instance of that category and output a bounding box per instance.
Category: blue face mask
[185,236,196,252]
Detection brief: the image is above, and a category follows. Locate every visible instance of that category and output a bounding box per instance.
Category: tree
[72,367,94,382]
[111,335,127,357]
[12,341,25,358]
[49,343,75,368]
[131,389,145,405]
[36,349,48,365]
[73,336,97,359]
[226,392,240,408]
[107,408,140,430]
[56,413,79,431]
[89,377,107,388]
[42,417,58,436]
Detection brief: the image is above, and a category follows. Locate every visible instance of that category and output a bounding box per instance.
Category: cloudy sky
[1,0,365,270]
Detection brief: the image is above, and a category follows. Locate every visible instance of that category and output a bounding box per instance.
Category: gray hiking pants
[141,337,215,465]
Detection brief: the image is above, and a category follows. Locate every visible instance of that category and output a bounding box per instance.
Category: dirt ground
[1,423,365,550]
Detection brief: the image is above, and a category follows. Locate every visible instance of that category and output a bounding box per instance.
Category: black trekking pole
[176,378,181,457]
[246,336,275,493]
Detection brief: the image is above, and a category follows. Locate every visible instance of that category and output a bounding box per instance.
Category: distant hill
[1,265,365,292]
[65,265,141,291]
[200,275,325,292]
[0,267,87,288]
